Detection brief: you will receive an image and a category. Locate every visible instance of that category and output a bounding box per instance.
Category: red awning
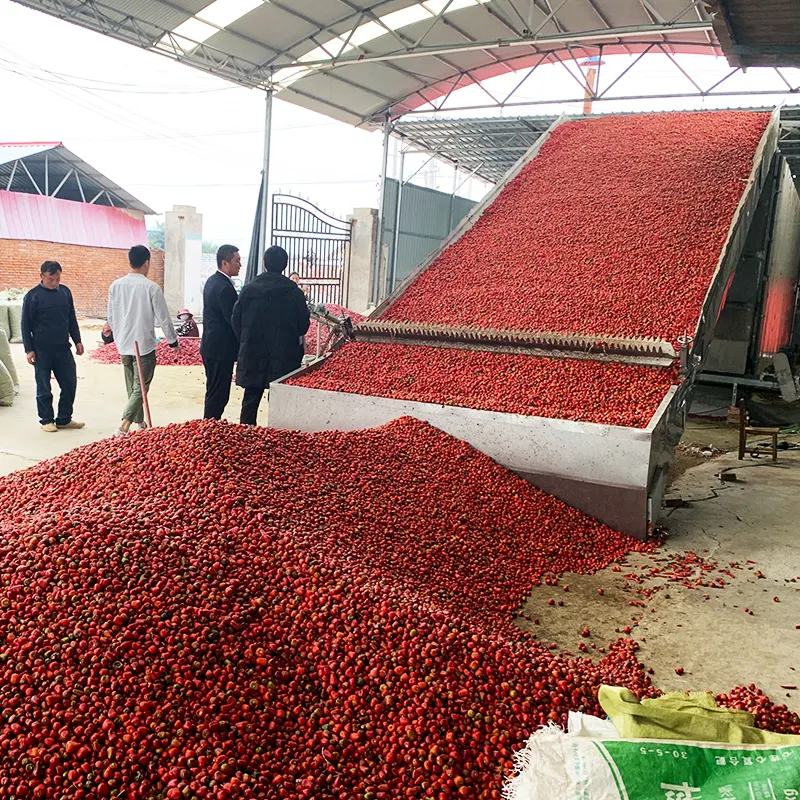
[0,190,148,250]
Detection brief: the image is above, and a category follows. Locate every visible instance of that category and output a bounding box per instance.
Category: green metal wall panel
[382,179,476,291]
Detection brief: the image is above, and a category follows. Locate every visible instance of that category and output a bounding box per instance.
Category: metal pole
[372,115,391,305]
[448,162,458,231]
[390,150,405,296]
[258,86,274,275]
[134,340,153,429]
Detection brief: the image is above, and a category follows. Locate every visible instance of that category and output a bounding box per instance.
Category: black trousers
[203,357,235,420]
[240,387,266,426]
[34,348,76,425]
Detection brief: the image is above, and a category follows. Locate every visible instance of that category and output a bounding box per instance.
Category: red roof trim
[0,191,148,250]
[0,141,62,147]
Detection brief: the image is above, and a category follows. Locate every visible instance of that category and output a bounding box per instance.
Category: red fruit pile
[383,111,769,344]
[0,419,794,798]
[717,686,800,735]
[287,341,677,427]
[90,338,204,367]
[0,418,660,799]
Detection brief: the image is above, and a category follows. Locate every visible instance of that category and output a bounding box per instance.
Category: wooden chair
[737,404,780,462]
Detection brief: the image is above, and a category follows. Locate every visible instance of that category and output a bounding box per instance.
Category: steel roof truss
[18,159,43,195]
[704,67,740,94]
[655,42,704,93]
[5,161,19,192]
[597,42,655,97]
[501,53,548,103]
[51,168,75,198]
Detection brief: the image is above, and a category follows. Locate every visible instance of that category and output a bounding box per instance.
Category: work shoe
[41,423,58,433]
[56,420,85,430]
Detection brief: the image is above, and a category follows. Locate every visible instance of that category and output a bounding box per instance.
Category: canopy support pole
[448,162,458,230]
[389,149,406,296]
[258,86,274,274]
[372,115,391,306]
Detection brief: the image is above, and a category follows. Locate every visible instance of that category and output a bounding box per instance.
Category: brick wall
[149,249,165,293]
[0,240,165,318]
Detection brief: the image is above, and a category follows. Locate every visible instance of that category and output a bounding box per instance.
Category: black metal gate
[271,194,352,306]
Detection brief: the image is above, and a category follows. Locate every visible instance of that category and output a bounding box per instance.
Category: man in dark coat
[21,260,85,432]
[200,244,241,420]
[232,245,310,426]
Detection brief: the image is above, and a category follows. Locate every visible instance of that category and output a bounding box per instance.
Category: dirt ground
[0,323,267,476]
[3,332,800,712]
[667,416,743,483]
[518,442,800,710]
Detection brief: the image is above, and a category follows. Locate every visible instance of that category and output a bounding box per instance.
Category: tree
[146,220,217,254]
[147,219,165,250]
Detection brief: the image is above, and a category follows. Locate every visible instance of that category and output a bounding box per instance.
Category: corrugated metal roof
[10,0,722,127]
[0,142,155,215]
[394,115,557,183]
[707,0,800,67]
[0,190,149,250]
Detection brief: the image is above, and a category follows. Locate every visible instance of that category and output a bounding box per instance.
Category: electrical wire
[63,120,341,145]
[0,45,243,164]
[0,53,236,93]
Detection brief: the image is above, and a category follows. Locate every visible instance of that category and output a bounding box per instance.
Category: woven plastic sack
[504,725,800,800]
[0,305,10,341]
[8,304,22,343]
[0,359,14,406]
[0,330,18,391]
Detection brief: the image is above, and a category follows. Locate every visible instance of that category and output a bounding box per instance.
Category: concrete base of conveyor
[269,378,688,539]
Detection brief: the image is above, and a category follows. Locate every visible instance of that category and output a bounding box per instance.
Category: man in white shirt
[107,245,179,436]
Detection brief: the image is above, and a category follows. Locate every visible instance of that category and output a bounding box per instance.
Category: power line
[62,121,342,144]
[0,48,352,172]
[0,45,238,163]
[0,59,235,93]
[0,40,236,92]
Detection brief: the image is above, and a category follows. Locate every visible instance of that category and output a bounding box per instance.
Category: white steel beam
[281,22,713,68]
[51,168,75,198]
[74,172,86,202]
[5,160,18,191]
[397,88,798,117]
[19,159,43,194]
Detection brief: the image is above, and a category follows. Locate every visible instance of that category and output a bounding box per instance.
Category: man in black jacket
[232,245,310,425]
[21,260,85,432]
[201,244,241,420]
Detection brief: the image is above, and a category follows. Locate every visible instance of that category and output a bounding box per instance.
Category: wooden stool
[738,407,780,461]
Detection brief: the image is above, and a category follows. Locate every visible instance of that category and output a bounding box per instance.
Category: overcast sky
[1,0,798,255]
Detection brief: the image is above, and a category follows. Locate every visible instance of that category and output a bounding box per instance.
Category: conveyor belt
[354,320,677,368]
[270,109,783,539]
[366,110,780,372]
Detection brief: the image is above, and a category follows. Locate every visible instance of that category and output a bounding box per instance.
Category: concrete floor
[0,324,266,476]
[2,333,800,709]
[519,445,800,709]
